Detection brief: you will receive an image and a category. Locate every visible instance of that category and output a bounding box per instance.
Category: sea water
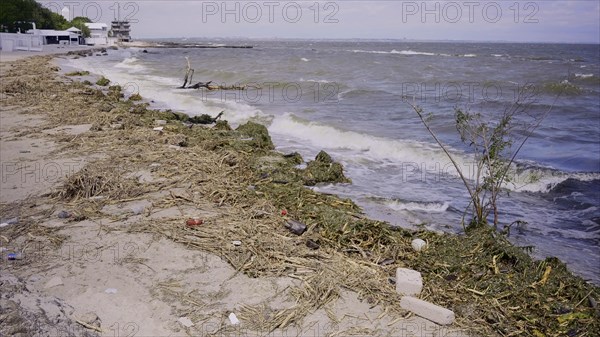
[67,39,600,283]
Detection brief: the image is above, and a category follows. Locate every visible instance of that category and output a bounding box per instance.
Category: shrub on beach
[236,121,274,150]
[96,77,110,86]
[65,71,90,76]
[302,150,350,186]
[128,93,142,101]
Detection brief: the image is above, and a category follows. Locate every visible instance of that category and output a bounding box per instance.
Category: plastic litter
[284,219,307,235]
[178,317,194,328]
[228,312,240,325]
[186,218,203,227]
[7,252,23,260]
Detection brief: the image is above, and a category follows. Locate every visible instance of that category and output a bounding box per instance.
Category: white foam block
[400,296,455,325]
[395,268,423,296]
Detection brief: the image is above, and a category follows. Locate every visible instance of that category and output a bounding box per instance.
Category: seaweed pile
[1,55,598,336]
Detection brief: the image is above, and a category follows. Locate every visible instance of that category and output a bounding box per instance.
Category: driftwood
[207,84,247,90]
[178,58,246,91]
[188,81,212,89]
[179,57,195,89]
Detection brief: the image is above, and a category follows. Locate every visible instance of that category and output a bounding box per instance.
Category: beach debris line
[178,57,248,90]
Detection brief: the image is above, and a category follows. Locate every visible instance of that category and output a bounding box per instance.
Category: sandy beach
[1,50,598,337]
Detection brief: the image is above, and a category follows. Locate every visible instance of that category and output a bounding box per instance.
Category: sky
[42,0,600,43]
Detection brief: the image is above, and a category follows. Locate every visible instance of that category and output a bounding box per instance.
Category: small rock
[155,120,167,125]
[104,288,118,294]
[79,312,101,326]
[411,239,427,252]
[130,205,145,215]
[110,123,124,130]
[306,239,320,250]
[178,317,194,328]
[232,240,242,246]
[44,276,64,289]
[57,210,71,219]
[153,126,164,131]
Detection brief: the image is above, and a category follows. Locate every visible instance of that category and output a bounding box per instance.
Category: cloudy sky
[44,0,600,43]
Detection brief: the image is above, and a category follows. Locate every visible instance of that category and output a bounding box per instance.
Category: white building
[25,28,79,45]
[84,22,109,45]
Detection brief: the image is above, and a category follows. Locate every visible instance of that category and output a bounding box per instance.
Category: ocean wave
[349,49,436,56]
[68,54,267,126]
[114,57,146,72]
[300,57,310,62]
[337,88,395,100]
[348,49,476,58]
[268,113,473,168]
[391,49,436,56]
[349,49,390,54]
[572,73,599,85]
[540,81,582,95]
[385,199,450,212]
[505,167,600,193]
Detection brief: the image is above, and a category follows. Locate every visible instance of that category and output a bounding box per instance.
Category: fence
[0,33,44,52]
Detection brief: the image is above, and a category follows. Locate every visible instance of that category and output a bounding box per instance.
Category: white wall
[0,33,43,52]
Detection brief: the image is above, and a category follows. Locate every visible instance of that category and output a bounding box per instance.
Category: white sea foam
[67,54,266,125]
[390,49,436,56]
[504,170,600,193]
[575,73,594,79]
[114,57,146,72]
[268,113,472,169]
[386,200,450,212]
[301,58,310,62]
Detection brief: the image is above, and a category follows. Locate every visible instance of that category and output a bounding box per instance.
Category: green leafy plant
[409,86,555,230]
